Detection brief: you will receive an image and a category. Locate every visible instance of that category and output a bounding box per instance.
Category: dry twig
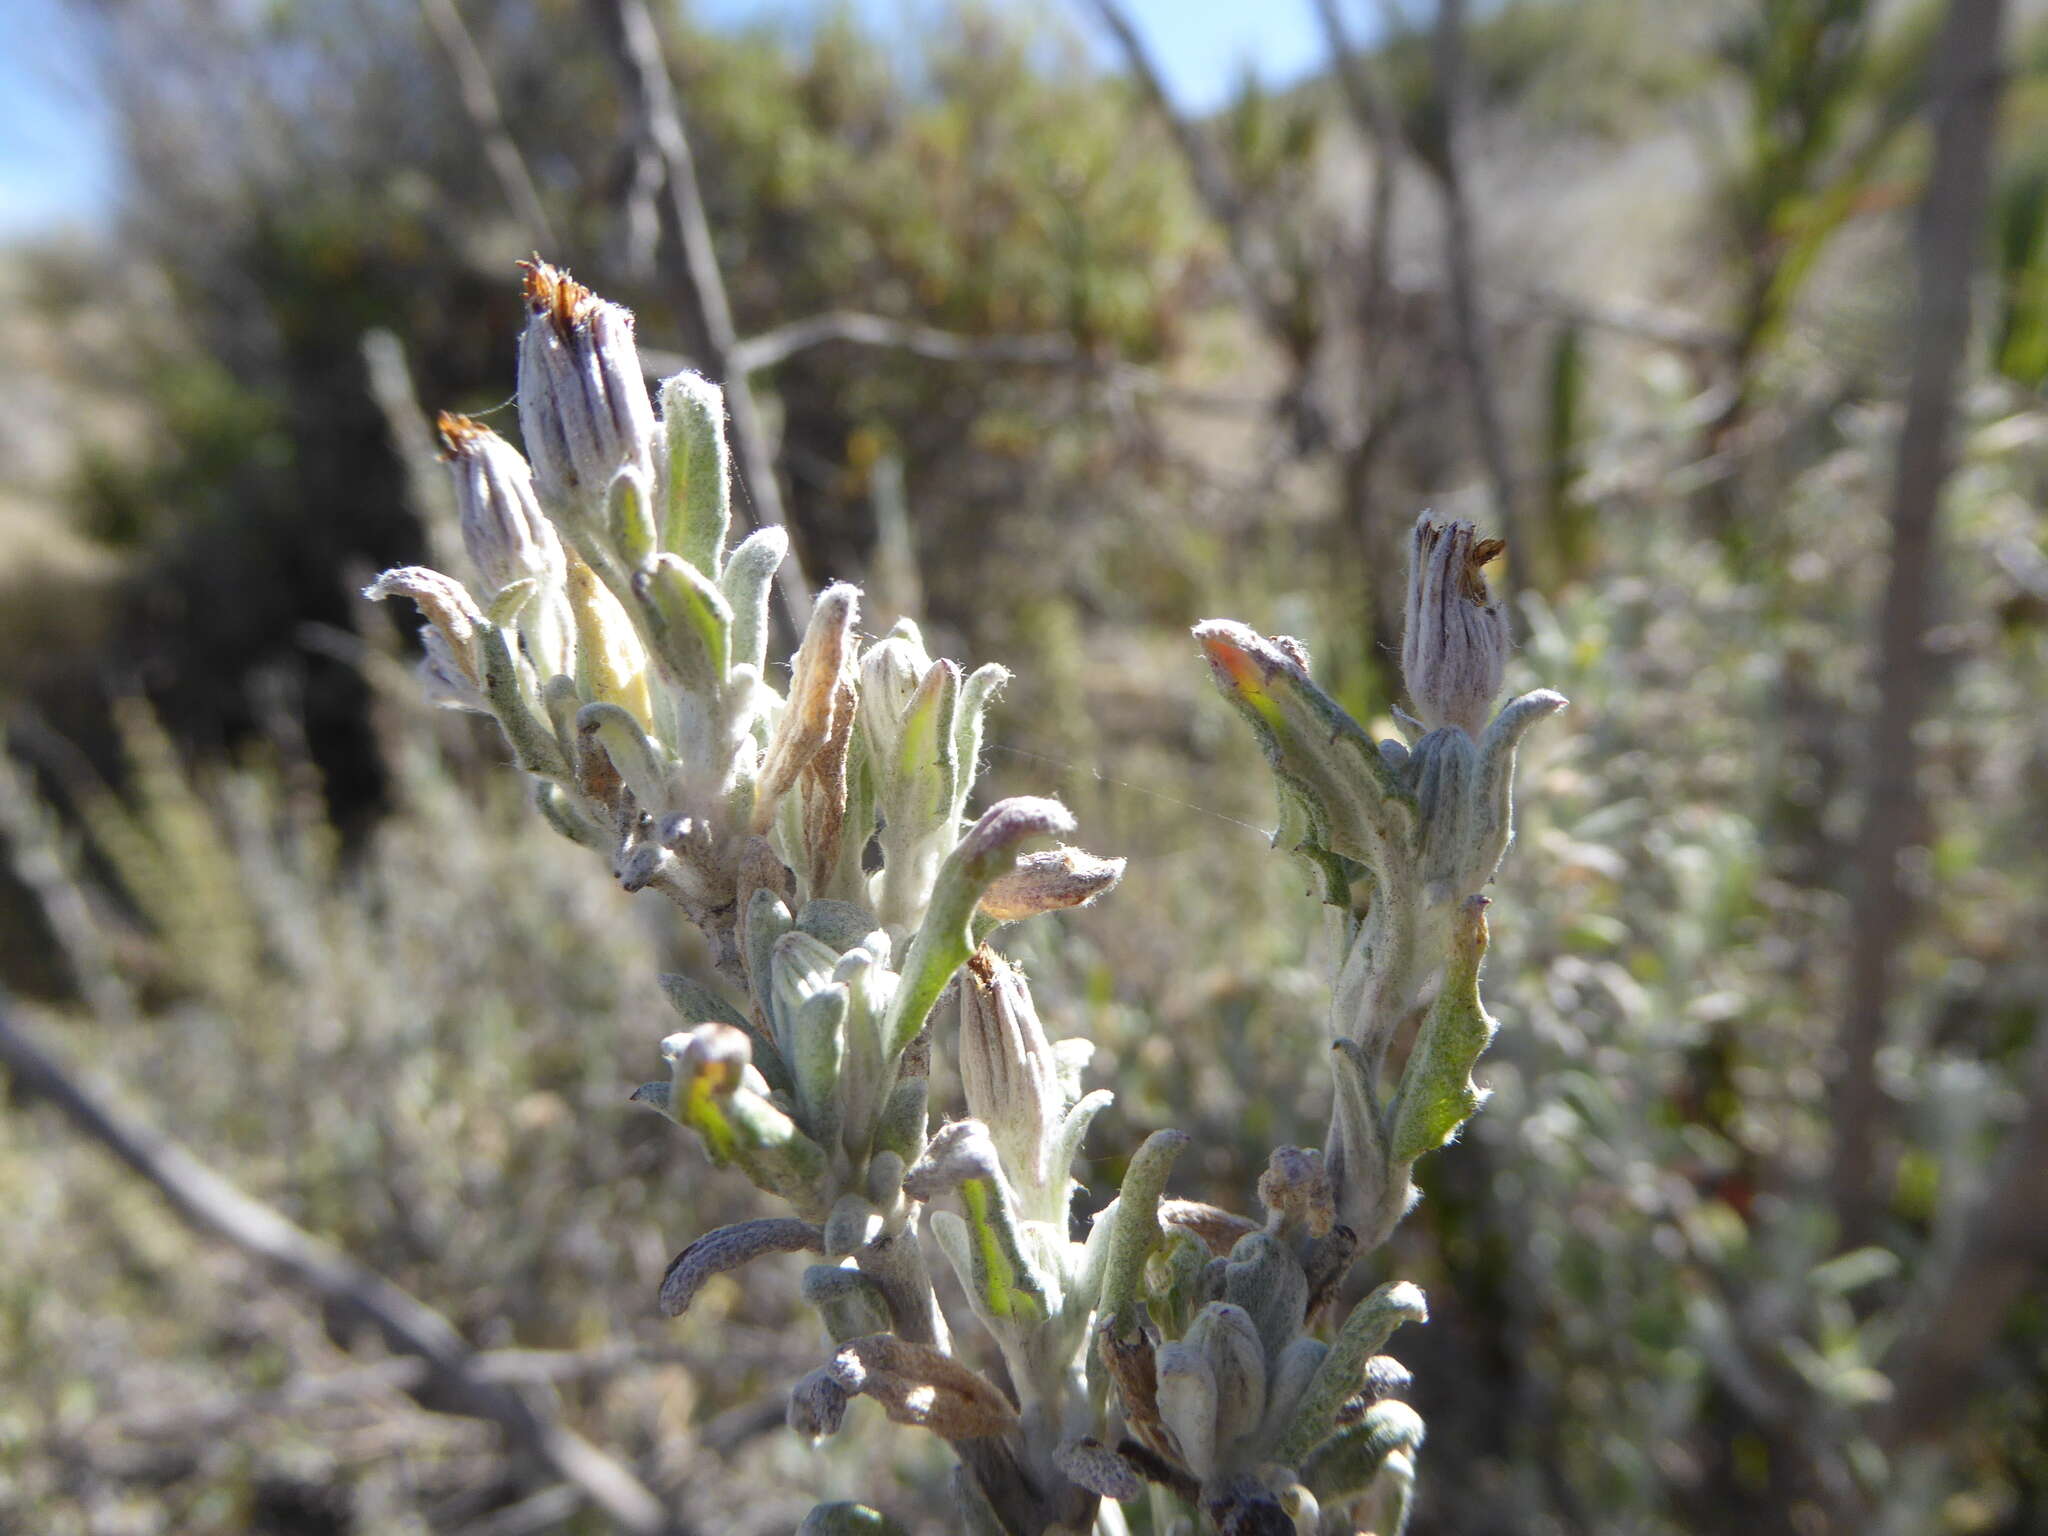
[417,0,559,251]
[1427,0,1522,582]
[1830,0,2010,1244]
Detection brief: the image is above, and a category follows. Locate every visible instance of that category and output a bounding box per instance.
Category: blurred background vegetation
[3,0,2047,1532]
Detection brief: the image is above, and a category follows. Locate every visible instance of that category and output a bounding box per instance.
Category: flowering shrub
[368,262,1564,1536]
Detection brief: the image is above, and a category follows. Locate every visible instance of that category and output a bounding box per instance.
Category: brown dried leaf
[1097,1315,1173,1462]
[834,1334,1018,1439]
[1257,1145,1335,1238]
[977,846,1126,922]
[801,672,858,895]
[756,584,857,823]
[1055,1437,1144,1502]
[1160,1200,1260,1258]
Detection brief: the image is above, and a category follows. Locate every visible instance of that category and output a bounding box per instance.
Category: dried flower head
[515,258,657,511]
[438,412,565,596]
[958,947,1063,1198]
[977,846,1125,922]
[1401,513,1509,737]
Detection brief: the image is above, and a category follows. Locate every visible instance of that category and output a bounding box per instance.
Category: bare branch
[1428,0,1522,577]
[0,1002,681,1536]
[588,0,811,639]
[1310,0,1404,338]
[1081,0,1289,346]
[724,312,1267,415]
[417,0,559,251]
[1830,0,2010,1243]
[732,311,1092,374]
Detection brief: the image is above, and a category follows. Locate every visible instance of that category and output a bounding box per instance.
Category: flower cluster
[368,265,1563,1536]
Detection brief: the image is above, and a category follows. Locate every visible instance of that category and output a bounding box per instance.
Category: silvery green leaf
[1155,1339,1219,1480]
[1186,1302,1267,1453]
[874,657,959,929]
[802,1263,895,1342]
[1097,1128,1191,1340]
[1299,1400,1426,1504]
[577,701,668,813]
[657,370,731,575]
[870,1076,928,1168]
[789,984,848,1148]
[883,797,1076,1059]
[535,780,606,851]
[660,1024,828,1215]
[1328,1035,1408,1250]
[605,462,658,569]
[632,552,732,696]
[1222,1232,1309,1366]
[657,972,750,1030]
[476,623,572,783]
[903,1120,1048,1323]
[769,929,844,1041]
[744,888,794,1017]
[798,898,880,953]
[951,1465,1011,1536]
[1471,687,1569,885]
[719,525,787,679]
[1408,726,1481,905]
[828,943,890,1158]
[950,661,1010,822]
[1387,896,1498,1166]
[660,1217,821,1317]
[483,575,535,630]
[1258,1335,1330,1448]
[1193,621,1418,889]
[929,1210,976,1305]
[1271,1282,1427,1466]
[823,1195,883,1258]
[865,1149,905,1207]
[1144,1228,1212,1340]
[656,971,792,1095]
[1049,1090,1114,1218]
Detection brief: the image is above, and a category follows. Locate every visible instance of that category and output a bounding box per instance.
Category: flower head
[439,413,565,596]
[514,259,658,512]
[1401,513,1509,737]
